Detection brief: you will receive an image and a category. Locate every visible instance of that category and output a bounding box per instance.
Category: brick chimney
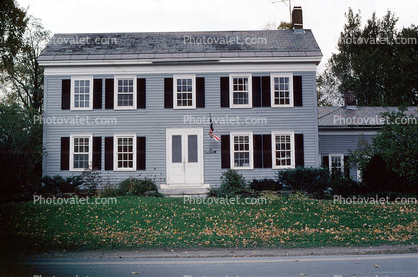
[345,91,357,109]
[292,6,303,29]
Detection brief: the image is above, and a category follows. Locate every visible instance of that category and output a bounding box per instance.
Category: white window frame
[69,134,93,172]
[270,73,294,108]
[173,74,196,110]
[70,76,93,110]
[329,154,344,175]
[114,75,137,110]
[114,134,137,171]
[229,74,252,108]
[272,131,295,169]
[230,131,253,170]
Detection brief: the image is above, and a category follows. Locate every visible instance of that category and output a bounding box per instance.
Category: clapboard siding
[318,134,375,181]
[43,71,318,187]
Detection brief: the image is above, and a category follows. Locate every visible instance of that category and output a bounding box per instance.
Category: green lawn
[1,195,417,254]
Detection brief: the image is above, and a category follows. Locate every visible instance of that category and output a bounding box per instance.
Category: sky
[16,0,418,72]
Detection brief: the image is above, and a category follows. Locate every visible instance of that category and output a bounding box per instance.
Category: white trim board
[42,62,318,76]
[39,56,322,67]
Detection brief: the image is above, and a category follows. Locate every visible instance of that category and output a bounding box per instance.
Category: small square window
[329,154,344,176]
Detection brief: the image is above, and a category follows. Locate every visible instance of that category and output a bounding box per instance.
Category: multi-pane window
[174,75,195,109]
[271,73,293,107]
[114,76,137,109]
[71,77,93,110]
[70,135,92,171]
[329,154,344,176]
[230,132,253,169]
[272,132,294,169]
[114,134,136,171]
[230,74,252,108]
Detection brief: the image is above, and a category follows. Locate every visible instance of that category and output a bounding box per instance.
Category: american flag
[208,115,220,142]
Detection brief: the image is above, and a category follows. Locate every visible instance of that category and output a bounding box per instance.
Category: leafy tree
[263,20,292,30]
[0,0,27,70]
[372,107,418,183]
[0,10,50,200]
[277,21,292,30]
[320,8,418,106]
[316,74,343,106]
[0,103,44,200]
[349,107,418,187]
[1,16,51,114]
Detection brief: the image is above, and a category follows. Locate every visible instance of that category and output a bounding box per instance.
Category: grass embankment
[0,196,417,254]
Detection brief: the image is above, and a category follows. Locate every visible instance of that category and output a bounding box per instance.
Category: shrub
[330,176,364,197]
[277,167,331,198]
[249,178,282,191]
[99,183,119,197]
[41,175,83,195]
[206,188,219,197]
[80,166,102,193]
[217,169,247,198]
[118,178,159,196]
[362,154,400,193]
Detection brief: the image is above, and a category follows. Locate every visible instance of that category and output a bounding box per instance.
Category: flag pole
[209,113,212,151]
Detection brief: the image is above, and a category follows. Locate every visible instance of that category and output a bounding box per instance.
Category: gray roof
[318,106,418,129]
[38,30,322,61]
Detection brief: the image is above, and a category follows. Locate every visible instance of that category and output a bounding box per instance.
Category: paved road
[3,253,418,277]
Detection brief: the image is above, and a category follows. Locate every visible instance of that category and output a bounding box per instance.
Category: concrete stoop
[159,185,210,198]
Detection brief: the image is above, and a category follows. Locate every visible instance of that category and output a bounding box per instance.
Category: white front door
[166,128,204,186]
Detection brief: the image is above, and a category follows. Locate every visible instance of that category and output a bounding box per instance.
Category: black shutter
[92,137,102,170]
[293,76,303,107]
[344,156,350,178]
[322,156,329,169]
[295,134,304,167]
[196,77,205,108]
[61,137,70,170]
[105,79,114,109]
[62,79,70,110]
[253,134,263,168]
[164,78,173,108]
[137,137,146,170]
[261,76,271,107]
[137,78,146,109]
[220,77,229,108]
[105,137,113,170]
[221,135,230,169]
[252,77,262,107]
[93,79,102,109]
[262,134,272,168]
